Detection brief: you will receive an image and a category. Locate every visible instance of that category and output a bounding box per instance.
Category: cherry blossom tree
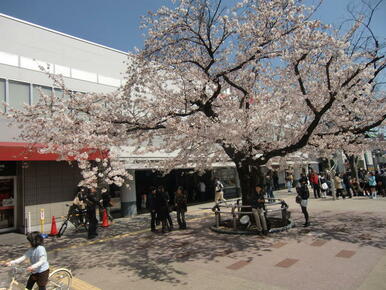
[5,0,386,203]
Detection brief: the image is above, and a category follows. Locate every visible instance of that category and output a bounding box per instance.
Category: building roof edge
[0,13,130,56]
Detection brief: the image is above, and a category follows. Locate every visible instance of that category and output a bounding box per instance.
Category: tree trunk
[348,155,359,180]
[236,163,265,205]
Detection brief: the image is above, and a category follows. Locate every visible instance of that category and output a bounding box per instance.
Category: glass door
[0,176,16,232]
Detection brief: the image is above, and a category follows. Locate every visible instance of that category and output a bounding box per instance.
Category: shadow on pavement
[1,208,386,286]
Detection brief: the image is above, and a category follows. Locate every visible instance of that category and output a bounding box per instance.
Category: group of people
[72,187,114,240]
[149,185,188,233]
[307,169,386,200]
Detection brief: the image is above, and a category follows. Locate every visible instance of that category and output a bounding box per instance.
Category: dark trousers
[312,183,320,198]
[150,211,157,231]
[177,210,186,229]
[26,269,49,290]
[166,209,173,230]
[87,207,98,238]
[345,184,352,198]
[336,188,345,198]
[301,206,309,224]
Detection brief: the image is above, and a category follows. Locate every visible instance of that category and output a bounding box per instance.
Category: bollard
[232,205,237,230]
[40,208,45,234]
[27,211,31,233]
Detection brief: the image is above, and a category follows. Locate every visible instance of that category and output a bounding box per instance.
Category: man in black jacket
[85,187,100,239]
[148,187,158,232]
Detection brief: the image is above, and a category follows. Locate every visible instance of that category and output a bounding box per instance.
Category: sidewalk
[1,188,384,258]
[0,201,215,262]
[1,190,386,289]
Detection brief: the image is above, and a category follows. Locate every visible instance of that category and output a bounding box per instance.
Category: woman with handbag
[319,173,328,198]
[296,174,310,227]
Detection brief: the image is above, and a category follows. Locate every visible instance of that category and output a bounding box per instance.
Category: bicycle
[57,204,89,237]
[0,266,72,290]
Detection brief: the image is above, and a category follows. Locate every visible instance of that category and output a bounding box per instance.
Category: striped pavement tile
[71,276,101,290]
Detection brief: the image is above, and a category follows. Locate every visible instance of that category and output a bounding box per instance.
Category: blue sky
[0,0,385,52]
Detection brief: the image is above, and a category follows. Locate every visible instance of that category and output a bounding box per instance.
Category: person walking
[5,232,50,290]
[250,184,268,235]
[175,186,187,229]
[309,170,320,199]
[214,178,226,204]
[297,174,310,227]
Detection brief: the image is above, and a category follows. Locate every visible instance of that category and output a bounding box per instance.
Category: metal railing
[212,198,289,230]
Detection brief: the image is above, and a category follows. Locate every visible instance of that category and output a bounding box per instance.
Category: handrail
[212,198,289,230]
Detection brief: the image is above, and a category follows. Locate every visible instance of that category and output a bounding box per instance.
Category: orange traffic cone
[102,209,109,227]
[49,216,58,236]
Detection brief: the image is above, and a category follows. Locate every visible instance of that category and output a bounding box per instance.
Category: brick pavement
[1,191,386,289]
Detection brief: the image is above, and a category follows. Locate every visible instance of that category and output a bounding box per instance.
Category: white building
[0,13,239,233]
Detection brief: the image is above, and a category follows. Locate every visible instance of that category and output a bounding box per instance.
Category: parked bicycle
[57,204,89,237]
[0,265,72,290]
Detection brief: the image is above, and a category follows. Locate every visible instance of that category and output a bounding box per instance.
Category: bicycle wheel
[47,268,72,290]
[57,221,68,238]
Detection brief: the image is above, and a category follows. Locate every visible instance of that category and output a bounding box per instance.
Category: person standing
[272,169,279,190]
[102,190,114,223]
[297,174,310,227]
[265,172,275,202]
[334,174,345,199]
[156,186,169,233]
[343,172,353,198]
[85,187,100,239]
[319,173,328,198]
[198,181,206,201]
[175,186,187,229]
[309,170,320,199]
[368,172,377,199]
[148,187,158,232]
[141,190,147,210]
[214,178,226,204]
[285,170,294,193]
[250,184,268,235]
[158,185,173,231]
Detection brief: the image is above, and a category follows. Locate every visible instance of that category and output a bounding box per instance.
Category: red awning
[0,142,108,161]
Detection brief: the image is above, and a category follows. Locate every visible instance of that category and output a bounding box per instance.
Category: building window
[33,85,52,104]
[0,79,5,112]
[8,80,30,110]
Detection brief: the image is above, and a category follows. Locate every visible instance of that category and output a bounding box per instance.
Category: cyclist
[5,231,50,290]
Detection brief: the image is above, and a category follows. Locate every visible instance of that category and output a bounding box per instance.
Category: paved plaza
[1,190,386,290]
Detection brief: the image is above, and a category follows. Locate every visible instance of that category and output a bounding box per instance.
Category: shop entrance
[0,176,16,233]
[135,169,214,212]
